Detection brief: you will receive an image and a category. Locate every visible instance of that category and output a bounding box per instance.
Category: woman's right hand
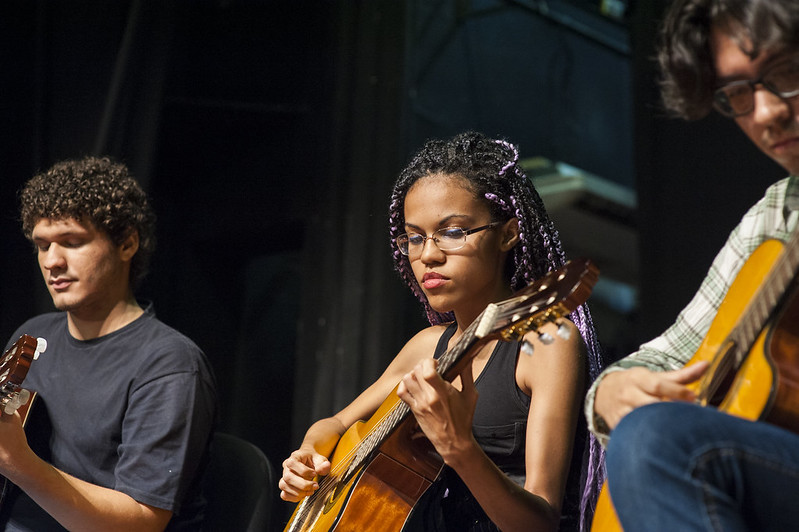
[279,447,332,502]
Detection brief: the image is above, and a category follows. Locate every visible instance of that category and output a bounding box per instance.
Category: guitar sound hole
[706,347,739,406]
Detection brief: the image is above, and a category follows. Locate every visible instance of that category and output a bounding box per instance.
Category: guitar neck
[730,227,799,356]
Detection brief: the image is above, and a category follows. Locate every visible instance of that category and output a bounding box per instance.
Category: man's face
[31,217,133,319]
[712,27,799,175]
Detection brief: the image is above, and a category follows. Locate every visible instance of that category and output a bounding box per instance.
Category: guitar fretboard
[729,226,799,363]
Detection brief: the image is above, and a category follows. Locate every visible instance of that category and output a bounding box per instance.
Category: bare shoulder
[392,323,451,367]
[333,324,452,427]
[517,319,585,392]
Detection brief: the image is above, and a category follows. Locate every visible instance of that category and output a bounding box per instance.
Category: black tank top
[434,322,529,483]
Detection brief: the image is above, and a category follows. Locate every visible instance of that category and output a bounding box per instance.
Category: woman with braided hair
[280,131,605,531]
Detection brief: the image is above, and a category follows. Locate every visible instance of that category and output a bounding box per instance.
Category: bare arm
[0,413,171,532]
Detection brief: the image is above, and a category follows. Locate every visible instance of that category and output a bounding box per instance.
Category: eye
[406,233,425,246]
[767,60,799,92]
[724,83,749,99]
[438,228,465,241]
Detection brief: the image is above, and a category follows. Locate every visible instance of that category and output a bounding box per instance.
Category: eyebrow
[31,229,87,242]
[404,214,473,232]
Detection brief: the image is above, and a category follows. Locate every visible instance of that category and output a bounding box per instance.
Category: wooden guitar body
[591,239,799,531]
[286,387,443,531]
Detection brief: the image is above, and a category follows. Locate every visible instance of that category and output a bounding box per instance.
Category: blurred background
[0,0,786,528]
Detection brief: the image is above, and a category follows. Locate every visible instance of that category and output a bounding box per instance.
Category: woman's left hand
[397,358,479,463]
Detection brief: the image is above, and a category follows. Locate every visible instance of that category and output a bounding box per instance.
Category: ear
[119,230,140,262]
[499,218,520,252]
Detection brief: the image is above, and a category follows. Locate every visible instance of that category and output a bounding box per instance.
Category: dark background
[0,0,785,528]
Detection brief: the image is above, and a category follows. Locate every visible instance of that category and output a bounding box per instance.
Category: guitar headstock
[476,258,599,343]
[0,335,46,415]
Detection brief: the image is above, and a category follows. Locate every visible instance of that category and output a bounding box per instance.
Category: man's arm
[0,412,172,532]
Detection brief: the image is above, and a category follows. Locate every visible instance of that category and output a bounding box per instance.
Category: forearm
[8,450,170,532]
[447,441,559,532]
[300,417,348,458]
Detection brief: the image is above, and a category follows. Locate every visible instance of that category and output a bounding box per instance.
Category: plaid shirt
[586,175,799,446]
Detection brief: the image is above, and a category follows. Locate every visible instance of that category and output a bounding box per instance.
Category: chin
[51,296,80,312]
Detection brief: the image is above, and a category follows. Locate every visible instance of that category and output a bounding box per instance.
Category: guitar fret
[728,229,799,365]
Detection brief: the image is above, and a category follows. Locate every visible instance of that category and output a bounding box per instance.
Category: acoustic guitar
[591,231,799,531]
[0,334,46,506]
[285,258,599,532]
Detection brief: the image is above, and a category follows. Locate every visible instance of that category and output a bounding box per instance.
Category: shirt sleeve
[114,366,216,512]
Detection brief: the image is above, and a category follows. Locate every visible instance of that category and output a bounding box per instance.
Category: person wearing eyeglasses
[279,131,606,531]
[586,0,799,530]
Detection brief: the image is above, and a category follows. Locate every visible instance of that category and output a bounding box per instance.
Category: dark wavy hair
[658,0,799,120]
[19,156,156,288]
[388,131,606,530]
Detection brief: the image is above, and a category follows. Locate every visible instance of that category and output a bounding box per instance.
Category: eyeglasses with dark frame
[713,54,799,118]
[395,222,502,257]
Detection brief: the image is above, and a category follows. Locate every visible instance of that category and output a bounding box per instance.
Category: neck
[452,284,514,337]
[67,295,144,341]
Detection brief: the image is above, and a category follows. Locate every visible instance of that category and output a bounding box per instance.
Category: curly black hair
[19,156,156,288]
[658,0,799,120]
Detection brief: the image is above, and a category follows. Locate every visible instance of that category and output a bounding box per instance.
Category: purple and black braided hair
[388,131,605,531]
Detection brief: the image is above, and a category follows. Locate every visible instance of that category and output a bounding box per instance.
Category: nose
[40,244,66,271]
[751,85,792,125]
[419,236,445,264]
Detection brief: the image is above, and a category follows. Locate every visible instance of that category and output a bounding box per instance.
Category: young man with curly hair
[586,0,799,530]
[1,156,217,531]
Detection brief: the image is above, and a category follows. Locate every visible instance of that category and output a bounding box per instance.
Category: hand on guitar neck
[592,361,709,431]
[396,357,479,468]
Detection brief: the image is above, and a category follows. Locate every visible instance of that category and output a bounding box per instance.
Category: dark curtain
[290,1,426,441]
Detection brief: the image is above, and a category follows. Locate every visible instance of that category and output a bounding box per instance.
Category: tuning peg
[18,389,30,405]
[35,338,47,359]
[557,322,572,340]
[4,394,21,415]
[538,332,554,345]
[520,340,535,356]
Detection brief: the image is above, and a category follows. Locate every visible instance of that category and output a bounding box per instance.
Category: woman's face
[402,173,518,322]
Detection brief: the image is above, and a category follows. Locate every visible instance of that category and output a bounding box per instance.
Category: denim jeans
[605,402,799,531]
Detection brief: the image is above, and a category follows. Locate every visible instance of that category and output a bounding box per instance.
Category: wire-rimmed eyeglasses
[713,55,799,117]
[395,222,502,257]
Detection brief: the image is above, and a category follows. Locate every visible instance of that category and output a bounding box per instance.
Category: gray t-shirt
[0,303,217,531]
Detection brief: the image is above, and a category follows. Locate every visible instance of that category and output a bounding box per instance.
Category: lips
[771,136,799,152]
[49,278,73,291]
[422,272,448,290]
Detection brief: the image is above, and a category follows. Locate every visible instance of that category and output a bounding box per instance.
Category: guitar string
[704,227,799,401]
